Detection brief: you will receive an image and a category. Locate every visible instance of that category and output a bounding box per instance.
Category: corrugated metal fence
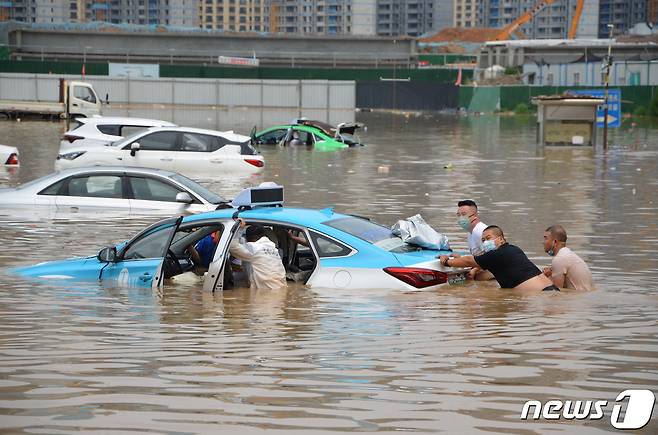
[0,73,356,125]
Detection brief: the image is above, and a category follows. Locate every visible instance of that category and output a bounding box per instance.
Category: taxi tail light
[383,267,448,288]
[244,158,264,168]
[63,134,84,143]
[5,153,19,165]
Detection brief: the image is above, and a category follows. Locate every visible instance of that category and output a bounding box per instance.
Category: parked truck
[0,79,102,119]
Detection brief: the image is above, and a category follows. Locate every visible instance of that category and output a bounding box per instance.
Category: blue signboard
[568,89,621,128]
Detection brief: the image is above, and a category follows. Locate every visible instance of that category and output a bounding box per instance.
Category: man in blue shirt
[187,230,220,269]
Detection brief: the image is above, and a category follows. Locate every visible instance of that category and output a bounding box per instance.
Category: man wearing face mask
[438,225,558,291]
[456,199,488,255]
[542,224,593,291]
[454,199,492,280]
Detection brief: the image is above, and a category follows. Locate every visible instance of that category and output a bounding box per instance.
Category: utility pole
[602,24,614,150]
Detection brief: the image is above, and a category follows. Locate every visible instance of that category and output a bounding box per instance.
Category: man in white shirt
[455,199,491,280]
[542,224,594,291]
[457,199,488,256]
[229,219,287,290]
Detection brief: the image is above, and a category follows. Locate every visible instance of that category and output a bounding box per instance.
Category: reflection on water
[0,112,657,433]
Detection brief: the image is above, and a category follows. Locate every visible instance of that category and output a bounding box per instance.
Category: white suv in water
[60,117,177,150]
[55,126,264,175]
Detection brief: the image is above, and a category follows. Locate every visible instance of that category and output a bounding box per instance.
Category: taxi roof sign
[231,183,284,209]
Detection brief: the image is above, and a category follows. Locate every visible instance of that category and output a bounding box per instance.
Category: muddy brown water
[0,112,656,433]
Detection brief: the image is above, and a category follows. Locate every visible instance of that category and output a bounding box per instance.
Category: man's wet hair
[457,200,478,210]
[483,225,504,238]
[545,224,567,243]
[245,224,265,240]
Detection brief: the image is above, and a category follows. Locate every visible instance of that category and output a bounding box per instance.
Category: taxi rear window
[324,216,393,244]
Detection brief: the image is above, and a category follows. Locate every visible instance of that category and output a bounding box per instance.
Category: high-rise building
[1,0,69,23]
[377,0,448,37]
[454,0,478,28]
[477,0,599,39]
[198,0,267,31]
[1,0,200,26]
[598,0,646,37]
[649,0,658,23]
[268,0,353,35]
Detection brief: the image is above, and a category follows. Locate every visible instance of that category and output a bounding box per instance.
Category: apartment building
[199,0,267,31]
[477,0,599,39]
[454,0,478,27]
[598,0,646,37]
[377,0,450,37]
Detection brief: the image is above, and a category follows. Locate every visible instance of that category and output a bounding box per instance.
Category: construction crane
[494,0,556,41]
[568,0,586,38]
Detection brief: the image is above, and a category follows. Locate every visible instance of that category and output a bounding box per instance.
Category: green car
[253,119,365,150]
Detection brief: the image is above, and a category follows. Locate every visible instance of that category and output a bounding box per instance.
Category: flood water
[0,112,657,433]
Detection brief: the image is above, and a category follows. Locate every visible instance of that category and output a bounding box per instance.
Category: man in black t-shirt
[438,225,558,291]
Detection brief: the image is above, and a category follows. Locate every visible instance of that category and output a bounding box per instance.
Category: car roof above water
[77,117,177,127]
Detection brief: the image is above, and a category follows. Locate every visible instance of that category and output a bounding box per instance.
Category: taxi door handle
[160,157,173,162]
[210,159,223,163]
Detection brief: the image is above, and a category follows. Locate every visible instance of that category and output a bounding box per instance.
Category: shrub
[504,66,521,75]
[514,103,530,114]
[634,106,647,117]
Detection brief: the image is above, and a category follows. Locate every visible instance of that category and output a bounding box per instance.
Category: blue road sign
[567,89,621,128]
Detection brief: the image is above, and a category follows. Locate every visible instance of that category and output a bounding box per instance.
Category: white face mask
[482,239,497,252]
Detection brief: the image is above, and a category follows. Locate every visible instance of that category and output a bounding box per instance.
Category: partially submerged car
[13,185,467,291]
[1,144,19,166]
[56,126,264,175]
[60,116,177,150]
[254,119,365,149]
[0,166,229,215]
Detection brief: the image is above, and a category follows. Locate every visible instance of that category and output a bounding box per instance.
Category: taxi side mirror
[97,246,117,263]
[130,142,140,156]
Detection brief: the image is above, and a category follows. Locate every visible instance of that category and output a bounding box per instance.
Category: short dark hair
[545,224,567,243]
[483,225,504,238]
[245,224,265,240]
[457,200,478,209]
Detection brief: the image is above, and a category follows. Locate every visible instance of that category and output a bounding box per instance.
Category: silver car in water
[0,166,229,216]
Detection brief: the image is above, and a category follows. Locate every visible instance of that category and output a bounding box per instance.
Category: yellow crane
[568,0,586,38]
[494,0,556,41]
[494,0,585,41]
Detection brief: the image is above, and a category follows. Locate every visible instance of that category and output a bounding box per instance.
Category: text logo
[520,389,655,430]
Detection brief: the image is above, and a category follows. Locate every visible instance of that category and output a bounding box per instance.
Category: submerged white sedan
[0,166,230,216]
[55,127,265,175]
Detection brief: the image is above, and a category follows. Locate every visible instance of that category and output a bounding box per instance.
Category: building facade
[454,0,478,28]
[598,0,646,38]
[376,0,449,37]
[477,0,599,39]
[198,0,267,31]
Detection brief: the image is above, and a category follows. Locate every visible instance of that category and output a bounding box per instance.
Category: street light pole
[602,24,614,150]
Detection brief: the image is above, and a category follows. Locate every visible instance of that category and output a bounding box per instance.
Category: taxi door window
[309,231,352,258]
[123,226,174,260]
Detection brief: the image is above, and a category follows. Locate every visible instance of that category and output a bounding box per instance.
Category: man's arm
[186,243,203,266]
[438,254,479,268]
[549,258,566,287]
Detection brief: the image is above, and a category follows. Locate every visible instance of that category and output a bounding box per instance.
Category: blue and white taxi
[12,185,467,291]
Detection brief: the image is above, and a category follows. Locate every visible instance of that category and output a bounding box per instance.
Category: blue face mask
[546,240,556,256]
[458,217,471,230]
[482,239,497,252]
